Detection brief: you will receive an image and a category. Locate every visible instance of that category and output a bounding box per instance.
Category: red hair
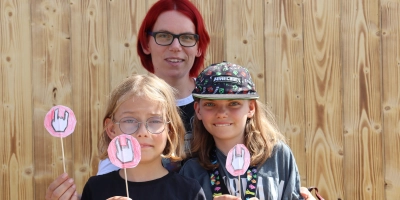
[137,0,210,77]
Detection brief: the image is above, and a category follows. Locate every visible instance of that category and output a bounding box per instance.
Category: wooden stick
[238,175,241,197]
[124,168,129,198]
[60,137,66,173]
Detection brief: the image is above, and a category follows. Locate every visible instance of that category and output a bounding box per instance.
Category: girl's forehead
[115,95,166,115]
[120,94,154,104]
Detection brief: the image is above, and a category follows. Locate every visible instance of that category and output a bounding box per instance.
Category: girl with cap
[180,61,304,199]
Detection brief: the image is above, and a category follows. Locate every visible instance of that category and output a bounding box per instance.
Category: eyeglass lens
[152,32,198,47]
[118,117,165,134]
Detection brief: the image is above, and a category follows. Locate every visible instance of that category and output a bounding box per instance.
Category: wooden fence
[1,0,399,199]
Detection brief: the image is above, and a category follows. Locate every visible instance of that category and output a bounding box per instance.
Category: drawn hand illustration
[51,108,69,132]
[115,138,134,163]
[231,146,245,171]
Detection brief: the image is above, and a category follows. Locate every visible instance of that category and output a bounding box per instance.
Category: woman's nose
[168,38,182,51]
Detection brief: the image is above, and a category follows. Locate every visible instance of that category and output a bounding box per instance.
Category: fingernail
[68,178,74,183]
[61,173,68,178]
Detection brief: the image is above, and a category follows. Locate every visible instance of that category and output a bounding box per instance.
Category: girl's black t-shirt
[81,170,206,200]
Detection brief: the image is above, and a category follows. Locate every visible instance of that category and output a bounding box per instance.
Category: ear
[196,48,202,57]
[194,101,202,120]
[141,43,151,55]
[105,118,118,139]
[247,100,256,118]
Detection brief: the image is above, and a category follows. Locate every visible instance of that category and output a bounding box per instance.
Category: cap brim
[192,93,259,100]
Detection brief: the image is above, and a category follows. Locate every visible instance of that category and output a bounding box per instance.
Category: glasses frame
[148,31,199,47]
[112,116,170,135]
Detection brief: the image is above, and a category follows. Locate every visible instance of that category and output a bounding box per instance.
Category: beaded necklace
[208,147,258,199]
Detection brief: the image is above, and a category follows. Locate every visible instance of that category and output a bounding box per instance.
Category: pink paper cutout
[108,134,141,168]
[44,105,76,138]
[226,144,251,176]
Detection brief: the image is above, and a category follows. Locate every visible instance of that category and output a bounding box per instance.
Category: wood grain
[31,0,73,199]
[225,0,265,102]
[264,0,306,187]
[381,1,400,199]
[192,0,225,67]
[342,0,384,199]
[108,0,149,89]
[303,0,344,198]
[69,0,110,193]
[0,0,33,199]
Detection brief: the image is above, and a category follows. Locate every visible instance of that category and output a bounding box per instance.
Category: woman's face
[143,10,202,81]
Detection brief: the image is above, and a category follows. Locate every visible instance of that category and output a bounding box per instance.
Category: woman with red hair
[137,0,210,78]
[46,0,209,199]
[93,0,211,177]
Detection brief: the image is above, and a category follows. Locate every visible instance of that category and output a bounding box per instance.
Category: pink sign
[108,134,141,169]
[44,105,76,138]
[226,144,251,176]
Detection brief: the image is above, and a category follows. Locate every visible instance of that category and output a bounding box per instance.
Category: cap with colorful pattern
[192,61,259,99]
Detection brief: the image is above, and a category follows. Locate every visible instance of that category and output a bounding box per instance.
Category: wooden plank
[263,0,306,187]
[70,0,109,193]
[146,0,158,10]
[108,0,148,89]
[192,0,225,67]
[30,0,73,199]
[381,1,400,199]
[303,0,343,198]
[225,0,265,102]
[0,0,33,199]
[341,0,384,199]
